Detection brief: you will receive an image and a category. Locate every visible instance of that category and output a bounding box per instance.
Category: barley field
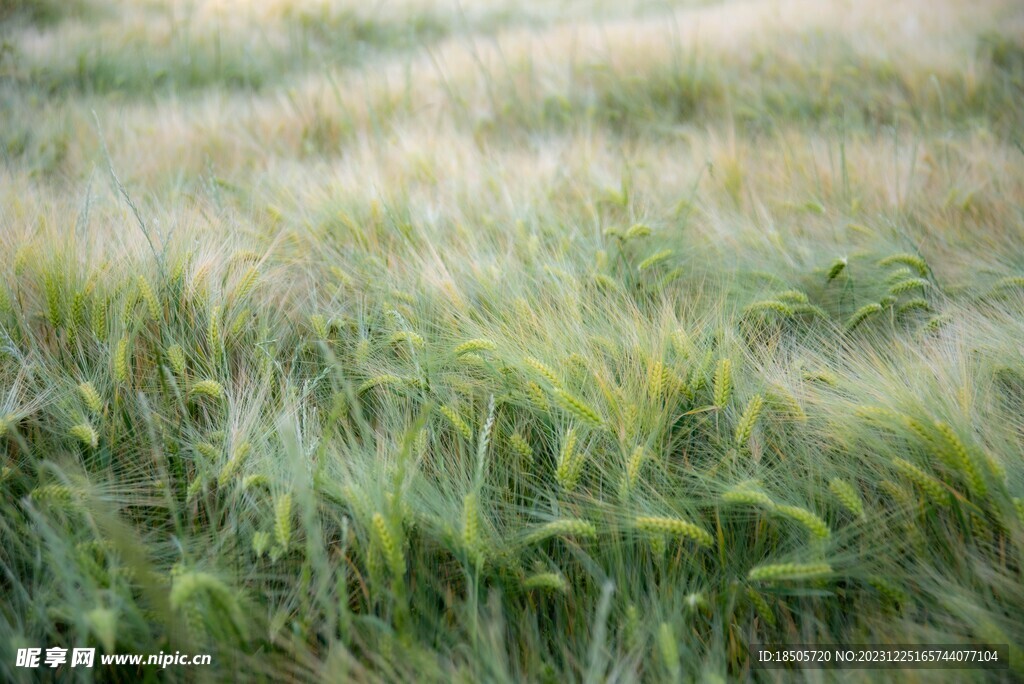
[1,0,1023,681]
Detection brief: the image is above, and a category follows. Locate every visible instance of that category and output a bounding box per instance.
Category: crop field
[1,0,1023,681]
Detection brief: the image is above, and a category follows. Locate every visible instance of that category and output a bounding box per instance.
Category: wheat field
[1,0,1023,681]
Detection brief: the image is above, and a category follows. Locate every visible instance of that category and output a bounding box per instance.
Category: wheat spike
[78,382,103,415]
[555,427,584,491]
[522,518,597,545]
[439,405,472,440]
[274,493,293,551]
[44,271,63,328]
[252,531,271,558]
[638,249,672,272]
[454,339,497,355]
[521,572,567,592]
[217,441,250,486]
[774,504,830,539]
[744,300,795,317]
[371,512,405,578]
[70,423,99,449]
[553,388,603,428]
[634,516,713,547]
[30,484,76,506]
[624,223,651,239]
[933,421,986,497]
[745,587,776,627]
[826,258,847,281]
[889,278,930,296]
[234,266,259,301]
[113,336,130,384]
[191,379,226,401]
[734,394,764,446]
[723,487,775,508]
[713,358,732,408]
[878,253,928,276]
[309,314,329,340]
[748,562,831,582]
[358,374,402,394]
[462,492,483,565]
[845,303,882,331]
[658,622,681,681]
[525,356,560,386]
[137,275,160,320]
[868,576,909,608]
[508,432,533,463]
[892,458,950,506]
[624,445,647,493]
[828,479,865,519]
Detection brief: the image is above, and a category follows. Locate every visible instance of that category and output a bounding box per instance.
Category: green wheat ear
[845,303,882,331]
[658,622,681,681]
[522,518,597,545]
[78,382,103,415]
[462,492,483,566]
[252,531,271,558]
[624,223,651,239]
[713,358,732,408]
[889,277,930,296]
[623,445,647,493]
[634,516,713,547]
[734,394,764,446]
[826,257,847,281]
[508,432,533,463]
[358,374,402,394]
[555,427,585,492]
[167,344,186,375]
[774,504,830,539]
[371,512,405,578]
[274,493,293,552]
[113,336,130,384]
[828,479,865,519]
[748,562,832,582]
[553,388,603,428]
[137,275,160,320]
[70,423,99,449]
[208,305,222,359]
[745,587,776,627]
[723,484,775,508]
[44,271,63,329]
[454,338,496,355]
[234,266,259,301]
[524,356,560,386]
[438,405,472,440]
[878,253,928,276]
[191,379,226,402]
[744,300,795,318]
[892,458,950,506]
[638,249,672,272]
[932,421,986,497]
[521,572,567,592]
